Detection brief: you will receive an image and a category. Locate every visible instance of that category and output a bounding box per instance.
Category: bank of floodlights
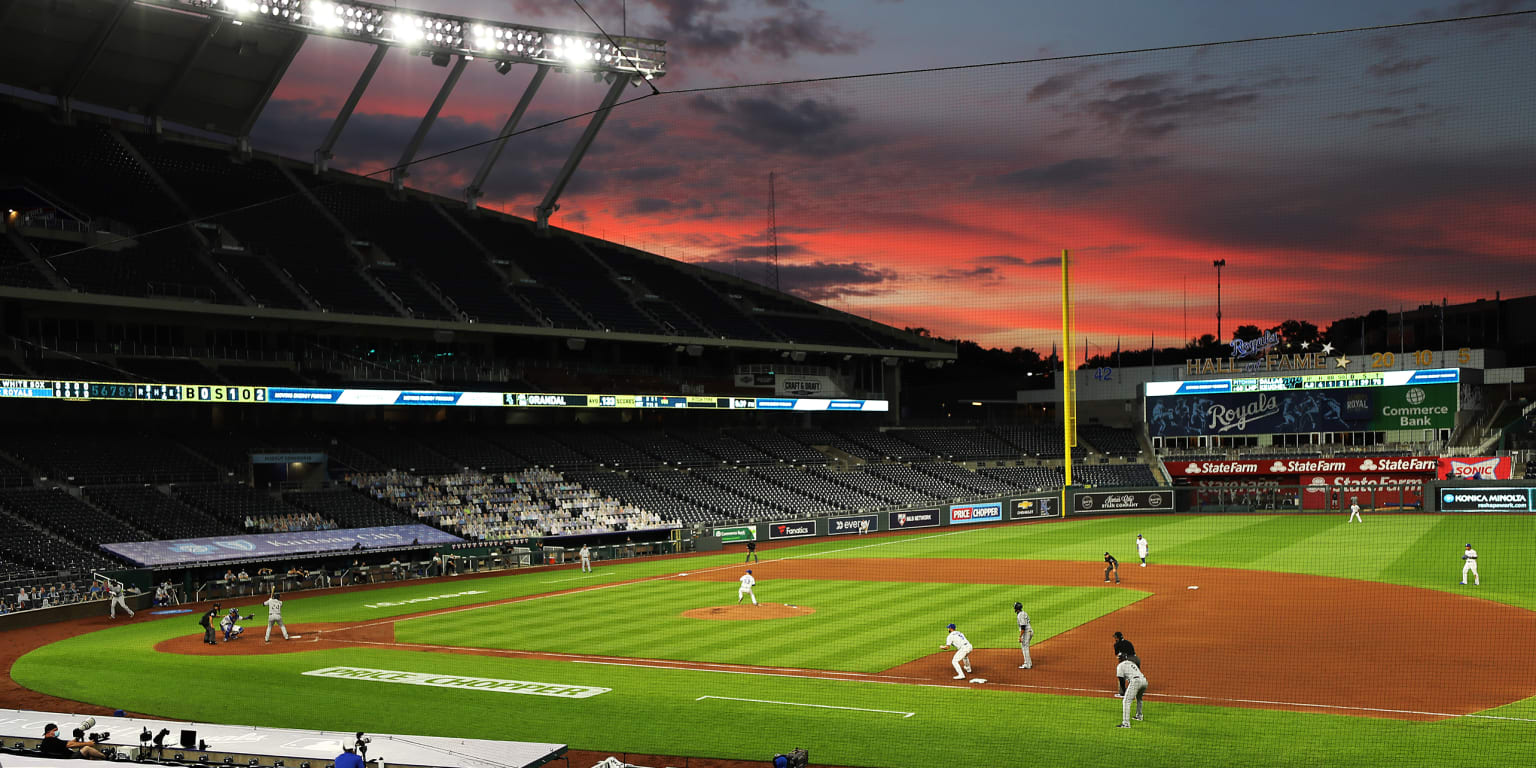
[162,0,666,79]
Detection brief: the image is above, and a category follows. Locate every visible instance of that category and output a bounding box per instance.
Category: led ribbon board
[0,379,889,412]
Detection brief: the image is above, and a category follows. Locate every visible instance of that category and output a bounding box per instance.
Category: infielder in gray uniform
[1116,652,1147,727]
[1014,601,1032,669]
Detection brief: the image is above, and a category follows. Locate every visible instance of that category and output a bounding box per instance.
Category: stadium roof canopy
[0,0,668,225]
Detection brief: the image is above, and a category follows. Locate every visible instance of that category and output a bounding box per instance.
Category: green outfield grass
[396,579,1145,671]
[12,514,1536,768]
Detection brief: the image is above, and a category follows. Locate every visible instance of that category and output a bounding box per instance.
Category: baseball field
[7,513,1536,768]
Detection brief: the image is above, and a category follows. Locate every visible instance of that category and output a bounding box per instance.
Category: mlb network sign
[887,509,941,529]
[767,520,817,540]
[948,502,1003,525]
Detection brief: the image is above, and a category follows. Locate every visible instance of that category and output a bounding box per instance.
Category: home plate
[1187,586,1199,590]
[970,678,986,684]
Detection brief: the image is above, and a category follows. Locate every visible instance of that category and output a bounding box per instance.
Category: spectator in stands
[335,744,364,768]
[17,586,29,610]
[389,556,404,580]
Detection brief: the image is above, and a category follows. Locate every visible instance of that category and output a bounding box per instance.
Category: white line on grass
[696,695,914,718]
[332,527,981,634]
[540,574,599,583]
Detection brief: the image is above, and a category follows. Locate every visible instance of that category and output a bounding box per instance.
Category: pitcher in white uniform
[1135,534,1149,567]
[1461,544,1479,585]
[737,570,758,605]
[1115,653,1147,727]
[943,623,973,679]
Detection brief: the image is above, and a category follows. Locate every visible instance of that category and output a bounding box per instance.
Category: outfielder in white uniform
[1461,544,1479,586]
[263,592,289,642]
[943,623,973,679]
[737,570,757,605]
[579,545,592,573]
[1348,496,1363,523]
[1136,534,1149,567]
[108,582,134,619]
[1014,602,1032,669]
[1116,654,1147,727]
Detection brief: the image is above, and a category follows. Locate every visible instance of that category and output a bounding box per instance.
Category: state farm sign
[1169,457,1439,476]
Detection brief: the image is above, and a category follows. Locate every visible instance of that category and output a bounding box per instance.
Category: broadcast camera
[354,732,370,759]
[80,717,110,743]
[771,748,808,768]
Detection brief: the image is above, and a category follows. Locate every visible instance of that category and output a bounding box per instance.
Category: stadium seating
[727,430,829,465]
[1080,425,1142,456]
[1074,464,1158,487]
[751,465,887,510]
[0,235,54,289]
[977,465,1063,491]
[0,487,147,547]
[4,433,219,484]
[284,488,415,529]
[894,429,1020,461]
[83,485,239,540]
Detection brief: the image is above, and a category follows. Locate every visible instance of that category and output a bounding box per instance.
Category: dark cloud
[688,95,728,114]
[614,165,683,182]
[710,96,865,156]
[994,156,1161,194]
[1104,73,1173,91]
[933,266,1001,281]
[976,254,1059,267]
[748,1,867,58]
[1027,70,1089,102]
[1326,104,1451,130]
[1368,57,1435,77]
[646,0,746,60]
[695,258,896,301]
[1082,86,1260,138]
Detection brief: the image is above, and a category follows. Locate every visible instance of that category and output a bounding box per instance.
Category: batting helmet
[1013,601,1022,612]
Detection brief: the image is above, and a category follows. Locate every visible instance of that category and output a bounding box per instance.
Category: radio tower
[766,172,781,291]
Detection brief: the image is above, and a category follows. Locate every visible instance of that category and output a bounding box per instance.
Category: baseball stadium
[1,2,1534,768]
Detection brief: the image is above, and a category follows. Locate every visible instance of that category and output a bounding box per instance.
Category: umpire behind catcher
[199,603,221,645]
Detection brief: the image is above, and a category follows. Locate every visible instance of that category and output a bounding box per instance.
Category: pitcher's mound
[682,604,816,621]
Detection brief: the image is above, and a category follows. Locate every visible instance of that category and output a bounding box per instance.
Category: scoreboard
[1146,368,1458,397]
[0,378,887,412]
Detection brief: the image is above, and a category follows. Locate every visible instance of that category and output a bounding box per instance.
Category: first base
[970,678,987,684]
[1187,585,1199,590]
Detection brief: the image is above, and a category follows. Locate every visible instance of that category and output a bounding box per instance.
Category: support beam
[536,74,630,229]
[465,65,549,209]
[314,45,388,174]
[236,30,307,144]
[392,55,468,192]
[150,16,223,122]
[57,0,135,114]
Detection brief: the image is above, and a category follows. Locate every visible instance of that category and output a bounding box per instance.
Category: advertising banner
[948,502,1004,525]
[101,524,463,567]
[1299,474,1427,510]
[887,509,941,529]
[712,525,757,543]
[1438,487,1535,512]
[1168,457,1440,476]
[827,514,879,535]
[767,520,817,540]
[1147,383,1455,437]
[1437,456,1513,480]
[1011,497,1059,519]
[1073,490,1174,514]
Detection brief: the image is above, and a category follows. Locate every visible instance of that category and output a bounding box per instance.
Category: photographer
[69,726,108,760]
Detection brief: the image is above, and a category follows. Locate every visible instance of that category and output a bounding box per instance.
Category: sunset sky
[250,0,1536,353]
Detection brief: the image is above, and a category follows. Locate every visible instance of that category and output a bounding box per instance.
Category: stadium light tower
[136,0,667,226]
[1213,259,1226,341]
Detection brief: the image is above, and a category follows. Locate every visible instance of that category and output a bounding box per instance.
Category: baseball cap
[1013,601,1022,611]
[44,723,57,734]
[746,569,752,574]
[1466,543,1472,547]
[946,623,956,630]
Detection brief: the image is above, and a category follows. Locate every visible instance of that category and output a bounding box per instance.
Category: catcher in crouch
[221,606,253,641]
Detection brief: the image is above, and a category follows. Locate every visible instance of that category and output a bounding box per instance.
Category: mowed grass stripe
[1157,516,1341,565]
[395,579,1142,673]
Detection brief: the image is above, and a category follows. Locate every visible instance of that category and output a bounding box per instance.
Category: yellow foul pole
[1060,248,1075,517]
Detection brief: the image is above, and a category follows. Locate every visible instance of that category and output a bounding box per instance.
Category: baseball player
[1014,601,1033,669]
[737,570,758,605]
[1348,495,1363,523]
[263,591,289,642]
[1115,652,1148,727]
[107,581,134,619]
[579,544,592,573]
[1112,632,1141,696]
[1104,552,1120,583]
[1136,534,1149,567]
[221,607,251,641]
[942,623,973,679]
[1461,544,1479,586]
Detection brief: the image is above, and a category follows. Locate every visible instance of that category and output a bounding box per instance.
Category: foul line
[696,695,914,718]
[540,574,599,583]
